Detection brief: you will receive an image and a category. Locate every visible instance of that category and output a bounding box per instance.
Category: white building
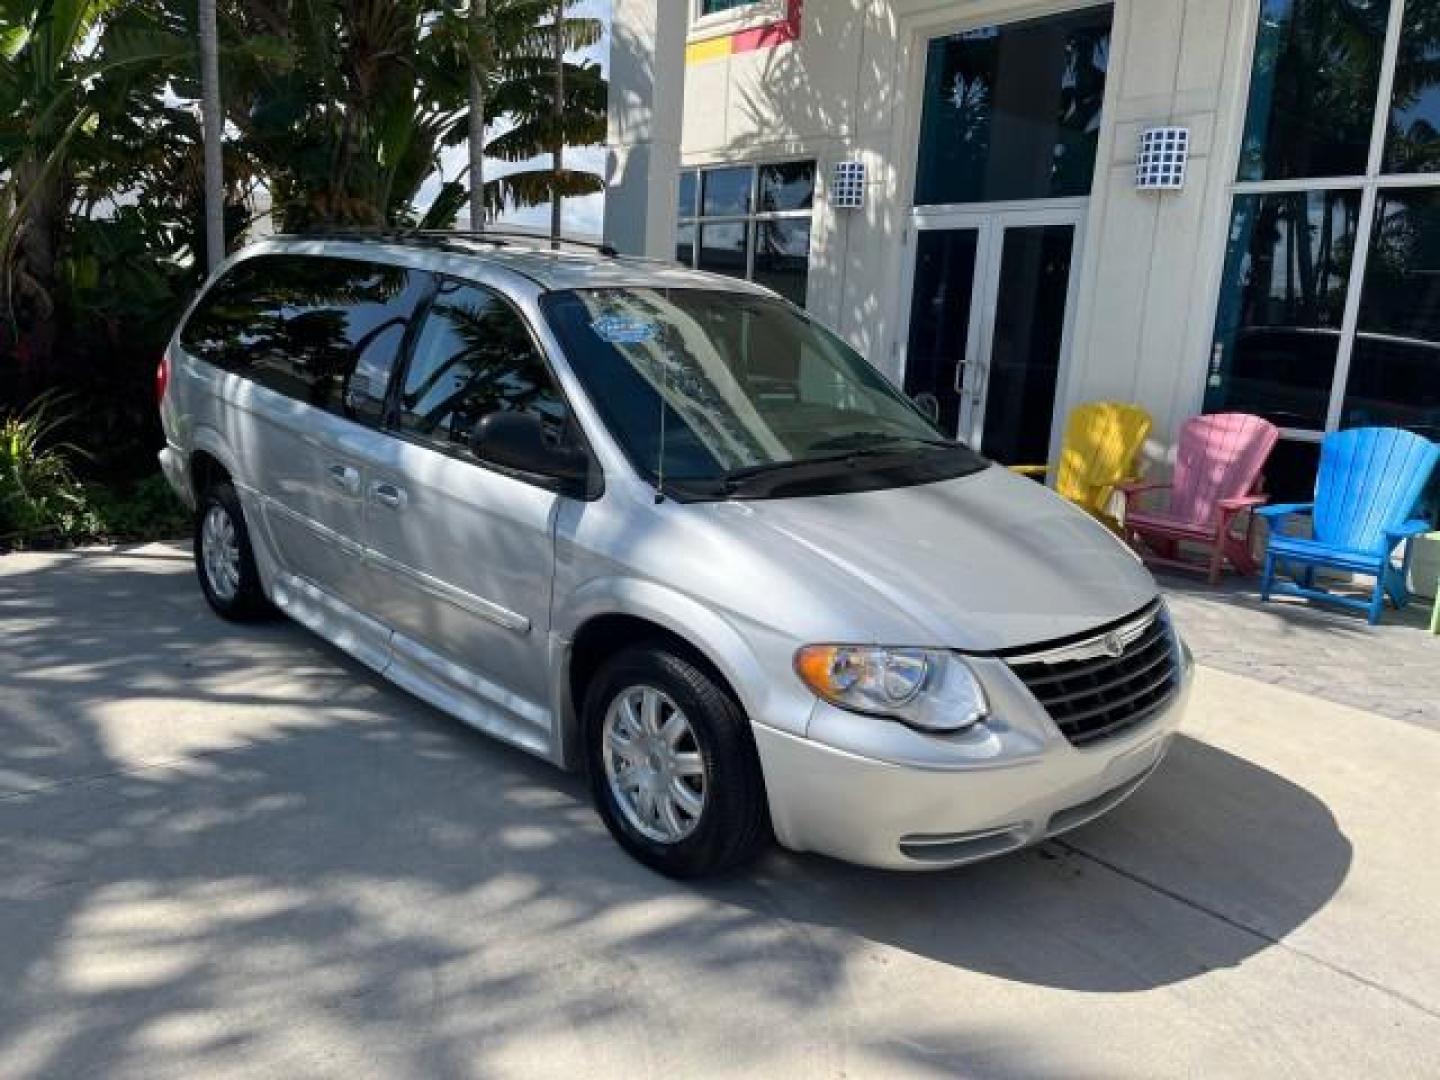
[604,0,1440,502]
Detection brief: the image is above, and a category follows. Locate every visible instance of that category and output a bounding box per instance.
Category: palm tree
[467,0,490,230]
[480,0,604,220]
[198,0,225,272]
[551,0,563,246]
[0,0,187,369]
[224,0,604,232]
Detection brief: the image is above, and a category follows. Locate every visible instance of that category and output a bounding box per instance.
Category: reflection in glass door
[902,229,982,437]
[903,212,1081,465]
[902,4,1108,467]
[981,224,1076,464]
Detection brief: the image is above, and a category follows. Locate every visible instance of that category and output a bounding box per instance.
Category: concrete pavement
[1160,569,1440,731]
[1,544,1436,1078]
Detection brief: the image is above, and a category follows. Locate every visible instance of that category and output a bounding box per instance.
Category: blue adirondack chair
[1258,428,1440,625]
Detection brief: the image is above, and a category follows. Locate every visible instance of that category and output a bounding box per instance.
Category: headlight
[793,645,989,734]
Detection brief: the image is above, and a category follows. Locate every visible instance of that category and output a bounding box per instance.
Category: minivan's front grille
[1004,603,1180,748]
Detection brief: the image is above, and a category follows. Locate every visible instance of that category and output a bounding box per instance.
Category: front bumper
[752,645,1193,870]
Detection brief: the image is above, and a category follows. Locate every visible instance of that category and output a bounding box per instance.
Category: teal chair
[1258,428,1440,625]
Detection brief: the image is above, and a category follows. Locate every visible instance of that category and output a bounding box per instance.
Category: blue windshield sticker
[591,315,657,344]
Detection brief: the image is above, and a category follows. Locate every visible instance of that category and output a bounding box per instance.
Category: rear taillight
[156,352,170,406]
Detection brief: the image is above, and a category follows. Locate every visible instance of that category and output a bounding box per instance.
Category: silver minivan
[159,234,1193,877]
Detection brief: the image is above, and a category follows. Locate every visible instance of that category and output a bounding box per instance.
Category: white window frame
[1219,0,1440,445]
[688,0,785,43]
[678,160,817,299]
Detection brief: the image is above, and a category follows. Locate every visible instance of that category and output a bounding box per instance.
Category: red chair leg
[1217,508,1260,578]
[1207,537,1225,585]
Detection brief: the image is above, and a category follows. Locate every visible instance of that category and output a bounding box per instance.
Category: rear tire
[584,644,770,878]
[194,481,272,622]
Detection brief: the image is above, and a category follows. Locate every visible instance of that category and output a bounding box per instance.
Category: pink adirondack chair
[1122,413,1280,584]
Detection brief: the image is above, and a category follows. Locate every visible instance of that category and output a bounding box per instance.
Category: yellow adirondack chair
[1012,401,1152,531]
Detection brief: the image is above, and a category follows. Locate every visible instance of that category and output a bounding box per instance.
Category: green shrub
[0,398,190,550]
[85,473,191,541]
[0,398,102,547]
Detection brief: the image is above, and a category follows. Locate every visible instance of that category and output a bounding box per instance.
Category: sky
[420,0,612,238]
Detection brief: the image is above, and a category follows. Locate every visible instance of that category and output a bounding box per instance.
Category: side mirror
[470,411,589,489]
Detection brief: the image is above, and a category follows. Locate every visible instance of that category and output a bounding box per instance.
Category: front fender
[555,575,818,754]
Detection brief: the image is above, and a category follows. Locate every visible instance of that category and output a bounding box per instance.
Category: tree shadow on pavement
[727,733,1351,994]
[0,547,1352,1077]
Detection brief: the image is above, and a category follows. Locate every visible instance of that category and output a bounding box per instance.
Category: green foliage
[0,395,102,545]
[0,2,192,345]
[215,0,606,231]
[83,472,191,541]
[1,0,610,504]
[0,396,190,548]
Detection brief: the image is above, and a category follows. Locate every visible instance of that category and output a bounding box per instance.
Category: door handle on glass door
[326,463,361,494]
[370,481,407,510]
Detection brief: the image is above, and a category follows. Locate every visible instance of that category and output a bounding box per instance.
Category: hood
[721,465,1157,652]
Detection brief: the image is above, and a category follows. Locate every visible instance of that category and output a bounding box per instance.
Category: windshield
[541,288,988,499]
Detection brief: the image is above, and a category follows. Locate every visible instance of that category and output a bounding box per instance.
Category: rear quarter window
[179,253,431,424]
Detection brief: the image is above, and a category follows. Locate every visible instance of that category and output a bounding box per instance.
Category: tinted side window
[180,259,276,370]
[179,254,429,424]
[398,280,568,453]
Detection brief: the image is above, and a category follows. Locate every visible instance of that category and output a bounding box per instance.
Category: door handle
[326,463,361,494]
[370,481,407,510]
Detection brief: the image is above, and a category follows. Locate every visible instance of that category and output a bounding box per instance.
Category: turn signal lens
[794,645,988,734]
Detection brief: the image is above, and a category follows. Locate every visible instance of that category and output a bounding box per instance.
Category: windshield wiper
[804,431,956,455]
[720,445,931,495]
[716,434,964,497]
[721,451,860,487]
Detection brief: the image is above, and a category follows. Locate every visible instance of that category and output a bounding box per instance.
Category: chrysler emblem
[1102,632,1127,658]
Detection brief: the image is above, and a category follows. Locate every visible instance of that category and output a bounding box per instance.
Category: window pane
[701,166,753,217]
[1343,187,1440,437]
[700,0,755,14]
[980,224,1075,466]
[1262,437,1323,503]
[757,161,815,213]
[678,170,698,221]
[904,229,980,438]
[752,218,811,306]
[1206,190,1361,429]
[1238,0,1391,182]
[914,6,1113,206]
[400,280,567,451]
[179,258,276,370]
[677,223,696,267]
[1384,3,1440,172]
[181,255,425,424]
[698,221,749,278]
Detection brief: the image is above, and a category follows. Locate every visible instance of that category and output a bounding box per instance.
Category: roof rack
[450,229,621,258]
[278,227,620,258]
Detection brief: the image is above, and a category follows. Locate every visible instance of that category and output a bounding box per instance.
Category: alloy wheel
[200,503,242,603]
[601,685,708,844]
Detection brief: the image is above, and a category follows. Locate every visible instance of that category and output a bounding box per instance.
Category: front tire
[194,481,272,622]
[584,644,769,878]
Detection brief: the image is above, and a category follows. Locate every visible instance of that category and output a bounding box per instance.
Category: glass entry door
[903,208,1082,465]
